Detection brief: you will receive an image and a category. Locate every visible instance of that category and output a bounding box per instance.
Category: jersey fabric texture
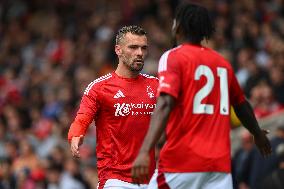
[68,72,158,186]
[157,44,246,173]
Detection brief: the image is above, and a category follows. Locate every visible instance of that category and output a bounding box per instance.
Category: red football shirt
[157,44,245,173]
[68,72,158,184]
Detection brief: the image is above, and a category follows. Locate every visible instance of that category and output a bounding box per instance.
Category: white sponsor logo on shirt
[114,103,131,116]
[114,102,156,117]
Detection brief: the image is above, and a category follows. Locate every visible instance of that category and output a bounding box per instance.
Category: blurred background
[0,0,284,189]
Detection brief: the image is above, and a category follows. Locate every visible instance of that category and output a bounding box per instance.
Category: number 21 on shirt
[193,65,229,115]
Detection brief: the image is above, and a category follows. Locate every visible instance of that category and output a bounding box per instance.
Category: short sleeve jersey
[157,44,245,173]
[68,72,158,184]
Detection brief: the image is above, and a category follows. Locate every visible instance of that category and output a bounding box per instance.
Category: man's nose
[136,48,143,56]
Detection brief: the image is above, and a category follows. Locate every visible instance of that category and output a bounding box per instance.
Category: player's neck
[115,63,140,78]
[178,40,201,46]
[177,36,201,46]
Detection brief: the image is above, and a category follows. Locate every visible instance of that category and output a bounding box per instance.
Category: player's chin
[131,63,144,72]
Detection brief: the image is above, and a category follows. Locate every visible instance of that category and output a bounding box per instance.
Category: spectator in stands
[45,163,62,189]
[269,66,284,104]
[0,121,8,159]
[12,139,41,176]
[232,130,254,189]
[3,140,18,162]
[60,158,90,189]
[248,126,284,189]
[250,82,284,118]
[0,158,16,189]
[261,143,284,189]
[244,61,269,98]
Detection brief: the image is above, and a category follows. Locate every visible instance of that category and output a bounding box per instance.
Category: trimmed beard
[124,61,144,72]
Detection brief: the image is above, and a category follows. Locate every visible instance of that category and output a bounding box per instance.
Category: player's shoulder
[207,48,225,59]
[206,48,227,61]
[140,73,159,86]
[83,73,113,95]
[140,73,159,82]
[159,46,184,72]
[160,45,183,60]
[207,48,233,68]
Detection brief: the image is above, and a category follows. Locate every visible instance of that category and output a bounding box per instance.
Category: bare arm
[131,93,175,183]
[233,100,263,135]
[139,93,175,153]
[233,100,272,157]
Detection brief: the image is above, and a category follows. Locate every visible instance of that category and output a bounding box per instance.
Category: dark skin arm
[233,100,272,157]
[131,93,175,184]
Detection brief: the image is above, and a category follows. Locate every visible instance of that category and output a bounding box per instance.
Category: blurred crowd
[0,0,283,189]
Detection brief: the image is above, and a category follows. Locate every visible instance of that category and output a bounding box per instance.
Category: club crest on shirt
[147,86,155,98]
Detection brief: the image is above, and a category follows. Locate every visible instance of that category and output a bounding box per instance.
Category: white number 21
[193,65,229,115]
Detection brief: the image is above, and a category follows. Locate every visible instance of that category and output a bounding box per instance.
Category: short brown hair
[115,25,147,45]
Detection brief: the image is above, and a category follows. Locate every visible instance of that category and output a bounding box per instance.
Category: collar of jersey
[113,72,140,82]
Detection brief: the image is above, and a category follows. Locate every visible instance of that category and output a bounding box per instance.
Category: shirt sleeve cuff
[158,87,178,99]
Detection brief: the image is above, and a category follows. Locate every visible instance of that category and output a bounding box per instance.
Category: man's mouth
[134,59,144,63]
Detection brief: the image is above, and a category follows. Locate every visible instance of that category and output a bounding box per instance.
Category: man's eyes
[128,46,148,49]
[129,46,138,49]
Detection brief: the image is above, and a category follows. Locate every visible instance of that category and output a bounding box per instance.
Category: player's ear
[115,45,122,56]
[175,21,183,36]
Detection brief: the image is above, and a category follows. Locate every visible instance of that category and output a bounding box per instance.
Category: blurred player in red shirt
[68,26,158,189]
[132,3,272,189]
